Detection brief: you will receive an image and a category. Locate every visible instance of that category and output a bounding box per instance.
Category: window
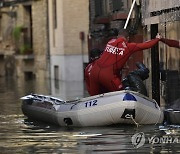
[52,0,57,47]
[23,5,33,52]
[112,0,124,12]
[54,65,59,80]
[95,0,109,17]
[52,0,57,29]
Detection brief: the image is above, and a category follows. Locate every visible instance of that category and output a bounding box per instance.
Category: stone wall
[32,0,48,79]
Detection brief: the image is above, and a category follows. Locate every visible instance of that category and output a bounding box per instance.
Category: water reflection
[51,79,88,100]
[0,77,180,153]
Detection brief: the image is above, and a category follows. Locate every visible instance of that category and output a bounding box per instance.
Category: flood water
[0,77,180,153]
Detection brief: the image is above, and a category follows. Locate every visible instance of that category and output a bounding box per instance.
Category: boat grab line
[125,114,139,127]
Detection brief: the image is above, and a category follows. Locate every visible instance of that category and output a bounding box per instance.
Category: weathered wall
[32,0,48,79]
[0,0,49,80]
[142,0,180,25]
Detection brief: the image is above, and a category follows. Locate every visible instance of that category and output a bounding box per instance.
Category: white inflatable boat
[21,90,164,127]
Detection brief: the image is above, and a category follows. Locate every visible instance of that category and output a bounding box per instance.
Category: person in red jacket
[86,29,160,96]
[160,38,180,49]
[84,48,102,93]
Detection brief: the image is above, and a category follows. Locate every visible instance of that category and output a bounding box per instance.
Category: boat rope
[125,114,139,127]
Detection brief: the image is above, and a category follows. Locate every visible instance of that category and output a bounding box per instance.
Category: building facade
[141,0,180,105]
[48,0,89,81]
[0,0,90,83]
[0,0,49,80]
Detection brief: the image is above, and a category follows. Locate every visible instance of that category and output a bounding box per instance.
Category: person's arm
[160,38,180,49]
[128,38,160,52]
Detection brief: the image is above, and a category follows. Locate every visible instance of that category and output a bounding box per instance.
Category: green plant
[12,26,23,41]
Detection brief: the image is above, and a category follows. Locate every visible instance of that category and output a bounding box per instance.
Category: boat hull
[21,90,164,127]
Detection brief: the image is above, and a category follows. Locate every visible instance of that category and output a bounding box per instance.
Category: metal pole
[124,0,136,29]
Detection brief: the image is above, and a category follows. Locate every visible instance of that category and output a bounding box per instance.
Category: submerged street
[0,77,180,153]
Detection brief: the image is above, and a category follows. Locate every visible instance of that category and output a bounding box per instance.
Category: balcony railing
[0,0,32,7]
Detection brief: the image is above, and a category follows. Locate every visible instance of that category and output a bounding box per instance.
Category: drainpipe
[151,24,160,106]
[79,31,85,80]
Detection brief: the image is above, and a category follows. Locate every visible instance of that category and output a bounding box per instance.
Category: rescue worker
[160,38,180,49]
[86,29,160,96]
[84,48,102,93]
[85,29,119,94]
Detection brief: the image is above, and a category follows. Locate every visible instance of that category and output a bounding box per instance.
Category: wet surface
[0,77,180,153]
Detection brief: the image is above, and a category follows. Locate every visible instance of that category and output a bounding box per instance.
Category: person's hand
[156,33,161,39]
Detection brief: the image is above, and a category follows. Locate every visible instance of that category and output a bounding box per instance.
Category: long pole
[124,0,136,29]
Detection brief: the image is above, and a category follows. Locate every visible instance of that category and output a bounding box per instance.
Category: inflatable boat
[21,90,164,127]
